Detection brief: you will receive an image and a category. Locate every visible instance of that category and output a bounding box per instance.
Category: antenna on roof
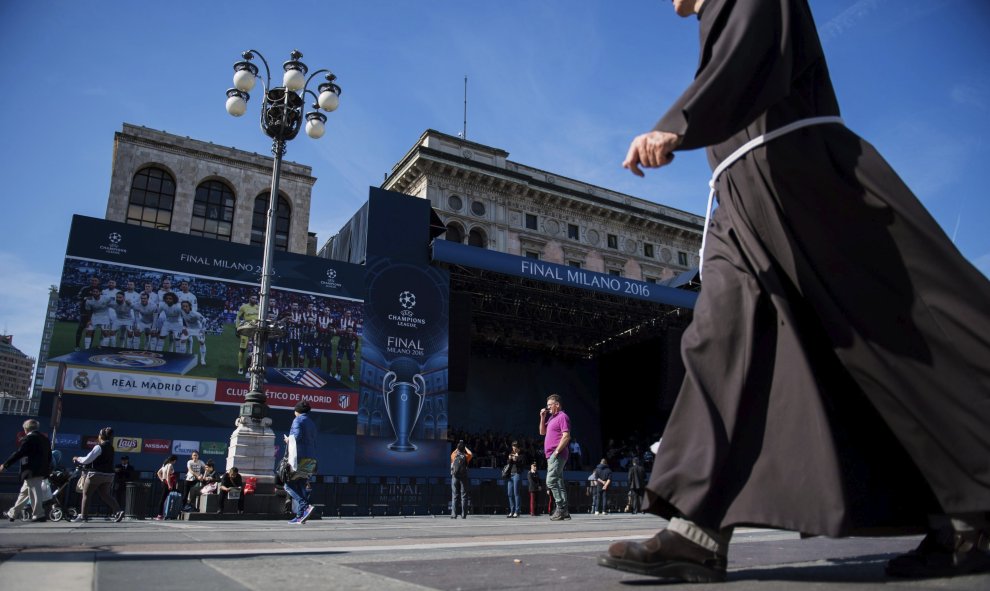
[462,75,468,140]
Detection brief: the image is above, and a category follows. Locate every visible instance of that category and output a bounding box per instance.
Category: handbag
[75,471,91,493]
[501,464,512,478]
[201,482,219,495]
[274,456,292,486]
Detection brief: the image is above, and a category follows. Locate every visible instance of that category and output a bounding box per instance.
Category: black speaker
[448,291,472,391]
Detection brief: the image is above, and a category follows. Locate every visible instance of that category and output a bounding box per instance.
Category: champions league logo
[99,231,128,256]
[89,351,167,369]
[319,267,342,290]
[389,291,427,329]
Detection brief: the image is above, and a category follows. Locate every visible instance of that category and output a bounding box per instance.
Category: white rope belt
[698,115,844,279]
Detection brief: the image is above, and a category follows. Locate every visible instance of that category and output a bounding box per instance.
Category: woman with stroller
[71,427,124,523]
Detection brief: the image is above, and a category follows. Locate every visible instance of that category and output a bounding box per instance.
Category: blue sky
[1,0,988,365]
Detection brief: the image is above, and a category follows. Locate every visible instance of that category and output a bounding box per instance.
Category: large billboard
[43,215,365,417]
[354,189,451,472]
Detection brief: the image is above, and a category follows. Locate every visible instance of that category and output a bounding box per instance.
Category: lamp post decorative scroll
[223,50,340,476]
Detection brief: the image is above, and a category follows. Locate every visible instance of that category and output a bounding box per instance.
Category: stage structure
[40,183,701,482]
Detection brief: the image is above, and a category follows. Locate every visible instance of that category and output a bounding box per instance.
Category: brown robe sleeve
[654,0,812,150]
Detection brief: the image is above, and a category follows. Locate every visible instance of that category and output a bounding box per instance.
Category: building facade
[379,129,704,283]
[0,335,35,400]
[105,123,318,255]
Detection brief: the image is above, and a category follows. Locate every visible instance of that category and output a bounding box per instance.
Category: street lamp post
[223,49,340,483]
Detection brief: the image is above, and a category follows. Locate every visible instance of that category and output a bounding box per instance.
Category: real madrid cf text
[111,378,199,393]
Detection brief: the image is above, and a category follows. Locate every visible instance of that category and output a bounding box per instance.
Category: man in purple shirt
[539,393,571,521]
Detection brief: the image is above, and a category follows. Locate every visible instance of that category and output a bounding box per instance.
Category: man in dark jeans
[450,440,472,519]
[113,455,135,510]
[284,401,319,525]
[626,457,646,514]
[218,467,244,515]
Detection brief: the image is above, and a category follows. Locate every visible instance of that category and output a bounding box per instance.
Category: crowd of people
[446,429,548,471]
[445,428,656,477]
[1,407,322,525]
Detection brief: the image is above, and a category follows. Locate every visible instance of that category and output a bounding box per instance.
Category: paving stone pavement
[1,513,988,590]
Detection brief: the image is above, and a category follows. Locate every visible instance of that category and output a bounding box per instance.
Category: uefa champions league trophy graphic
[382,360,427,452]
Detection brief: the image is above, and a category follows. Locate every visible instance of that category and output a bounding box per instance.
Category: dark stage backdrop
[449,352,601,465]
[598,329,687,452]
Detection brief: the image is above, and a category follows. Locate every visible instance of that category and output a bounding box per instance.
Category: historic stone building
[380,129,704,283]
[105,123,318,255]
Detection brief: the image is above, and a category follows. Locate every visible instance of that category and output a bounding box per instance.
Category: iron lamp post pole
[226,49,341,422]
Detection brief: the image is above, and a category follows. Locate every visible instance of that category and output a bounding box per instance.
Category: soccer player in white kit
[108,292,135,348]
[157,278,173,305]
[132,291,160,351]
[140,281,160,307]
[84,287,114,348]
[102,279,120,328]
[179,301,207,364]
[158,292,184,353]
[121,281,142,348]
[176,280,198,312]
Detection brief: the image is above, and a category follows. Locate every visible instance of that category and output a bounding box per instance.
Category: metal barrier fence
[308,475,635,517]
[1,474,641,519]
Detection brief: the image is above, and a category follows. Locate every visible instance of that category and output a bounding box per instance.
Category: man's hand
[623,131,682,176]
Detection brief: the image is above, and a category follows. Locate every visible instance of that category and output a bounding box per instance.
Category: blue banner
[355,189,451,470]
[431,239,698,309]
[54,433,81,449]
[65,214,365,299]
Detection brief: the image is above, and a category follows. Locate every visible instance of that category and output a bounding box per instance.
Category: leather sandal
[887,529,990,578]
[598,528,726,583]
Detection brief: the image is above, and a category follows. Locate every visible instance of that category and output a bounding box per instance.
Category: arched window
[468,227,487,248]
[251,193,291,251]
[191,180,235,241]
[445,223,464,243]
[127,167,175,230]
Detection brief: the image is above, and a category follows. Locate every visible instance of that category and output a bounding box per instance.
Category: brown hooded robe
[644,0,990,537]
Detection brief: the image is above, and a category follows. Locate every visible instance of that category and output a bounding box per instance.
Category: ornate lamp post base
[226,415,277,493]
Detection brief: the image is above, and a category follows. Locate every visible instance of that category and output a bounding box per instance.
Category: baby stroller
[15,450,79,522]
[44,463,80,522]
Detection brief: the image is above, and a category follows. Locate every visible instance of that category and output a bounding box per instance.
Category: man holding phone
[539,393,571,521]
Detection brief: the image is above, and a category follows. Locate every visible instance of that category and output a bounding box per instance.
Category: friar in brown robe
[600,0,990,583]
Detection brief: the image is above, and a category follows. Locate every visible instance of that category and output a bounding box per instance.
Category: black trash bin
[125,482,152,519]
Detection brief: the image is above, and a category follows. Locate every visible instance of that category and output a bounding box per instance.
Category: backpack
[451,451,468,479]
